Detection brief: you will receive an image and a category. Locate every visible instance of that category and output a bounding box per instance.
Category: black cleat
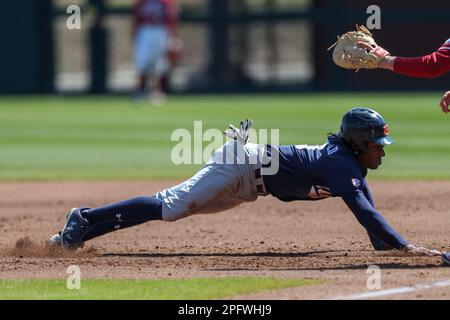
[60,208,91,250]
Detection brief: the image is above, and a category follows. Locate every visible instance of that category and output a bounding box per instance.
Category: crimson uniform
[132,0,178,34]
[394,38,450,78]
[132,0,179,99]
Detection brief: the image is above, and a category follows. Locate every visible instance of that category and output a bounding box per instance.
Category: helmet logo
[383,124,390,136]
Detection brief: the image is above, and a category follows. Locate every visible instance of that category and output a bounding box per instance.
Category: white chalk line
[330,279,450,300]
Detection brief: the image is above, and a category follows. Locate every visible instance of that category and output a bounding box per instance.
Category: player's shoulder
[324,143,362,174]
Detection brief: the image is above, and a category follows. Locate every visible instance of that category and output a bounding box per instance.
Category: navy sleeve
[361,179,375,207]
[325,160,364,196]
[361,179,392,250]
[341,191,409,249]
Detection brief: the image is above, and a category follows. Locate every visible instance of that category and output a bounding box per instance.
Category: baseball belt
[254,145,272,196]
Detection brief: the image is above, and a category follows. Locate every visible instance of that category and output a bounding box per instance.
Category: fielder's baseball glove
[327,24,390,70]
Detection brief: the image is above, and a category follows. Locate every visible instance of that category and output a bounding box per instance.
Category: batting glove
[224,119,253,144]
[402,244,442,256]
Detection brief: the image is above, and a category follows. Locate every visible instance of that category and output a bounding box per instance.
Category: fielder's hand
[402,244,442,256]
[439,91,450,114]
[224,119,253,144]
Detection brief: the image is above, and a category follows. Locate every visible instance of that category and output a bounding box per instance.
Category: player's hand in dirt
[402,244,442,256]
[439,91,450,114]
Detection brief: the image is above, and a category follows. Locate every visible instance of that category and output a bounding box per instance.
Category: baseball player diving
[47,108,441,257]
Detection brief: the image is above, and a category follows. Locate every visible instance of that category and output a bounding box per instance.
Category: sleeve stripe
[440,39,450,50]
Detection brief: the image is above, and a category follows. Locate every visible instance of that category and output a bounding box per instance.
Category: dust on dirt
[1,236,99,259]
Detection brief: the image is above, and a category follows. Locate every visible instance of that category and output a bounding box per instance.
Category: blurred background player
[359,37,450,113]
[132,0,181,105]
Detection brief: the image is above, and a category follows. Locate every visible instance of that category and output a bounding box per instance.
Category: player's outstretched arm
[376,55,395,71]
[341,191,408,250]
[351,46,450,78]
[341,191,441,256]
[356,41,449,76]
[360,180,394,250]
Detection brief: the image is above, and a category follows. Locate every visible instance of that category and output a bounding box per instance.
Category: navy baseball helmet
[339,107,393,153]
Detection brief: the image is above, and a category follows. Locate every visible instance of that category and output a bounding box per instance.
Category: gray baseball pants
[155,141,270,221]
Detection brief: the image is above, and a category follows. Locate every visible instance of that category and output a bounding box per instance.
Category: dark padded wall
[0,1,53,93]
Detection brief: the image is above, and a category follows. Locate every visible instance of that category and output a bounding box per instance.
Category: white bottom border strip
[331,279,450,300]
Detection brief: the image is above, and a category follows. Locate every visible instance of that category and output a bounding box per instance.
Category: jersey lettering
[308,185,332,199]
[327,144,339,155]
[295,144,326,151]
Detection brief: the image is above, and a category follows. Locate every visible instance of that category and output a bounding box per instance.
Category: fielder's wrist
[378,56,396,71]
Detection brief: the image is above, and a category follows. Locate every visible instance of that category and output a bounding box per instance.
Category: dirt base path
[1,180,449,299]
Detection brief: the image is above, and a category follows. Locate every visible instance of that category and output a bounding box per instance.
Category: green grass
[0,277,320,300]
[0,93,449,180]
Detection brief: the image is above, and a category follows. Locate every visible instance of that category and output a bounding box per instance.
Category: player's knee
[161,206,192,222]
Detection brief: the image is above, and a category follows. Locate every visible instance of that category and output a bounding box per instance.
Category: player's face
[358,142,386,170]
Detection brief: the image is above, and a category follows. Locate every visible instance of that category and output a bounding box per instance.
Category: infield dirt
[0,180,449,299]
